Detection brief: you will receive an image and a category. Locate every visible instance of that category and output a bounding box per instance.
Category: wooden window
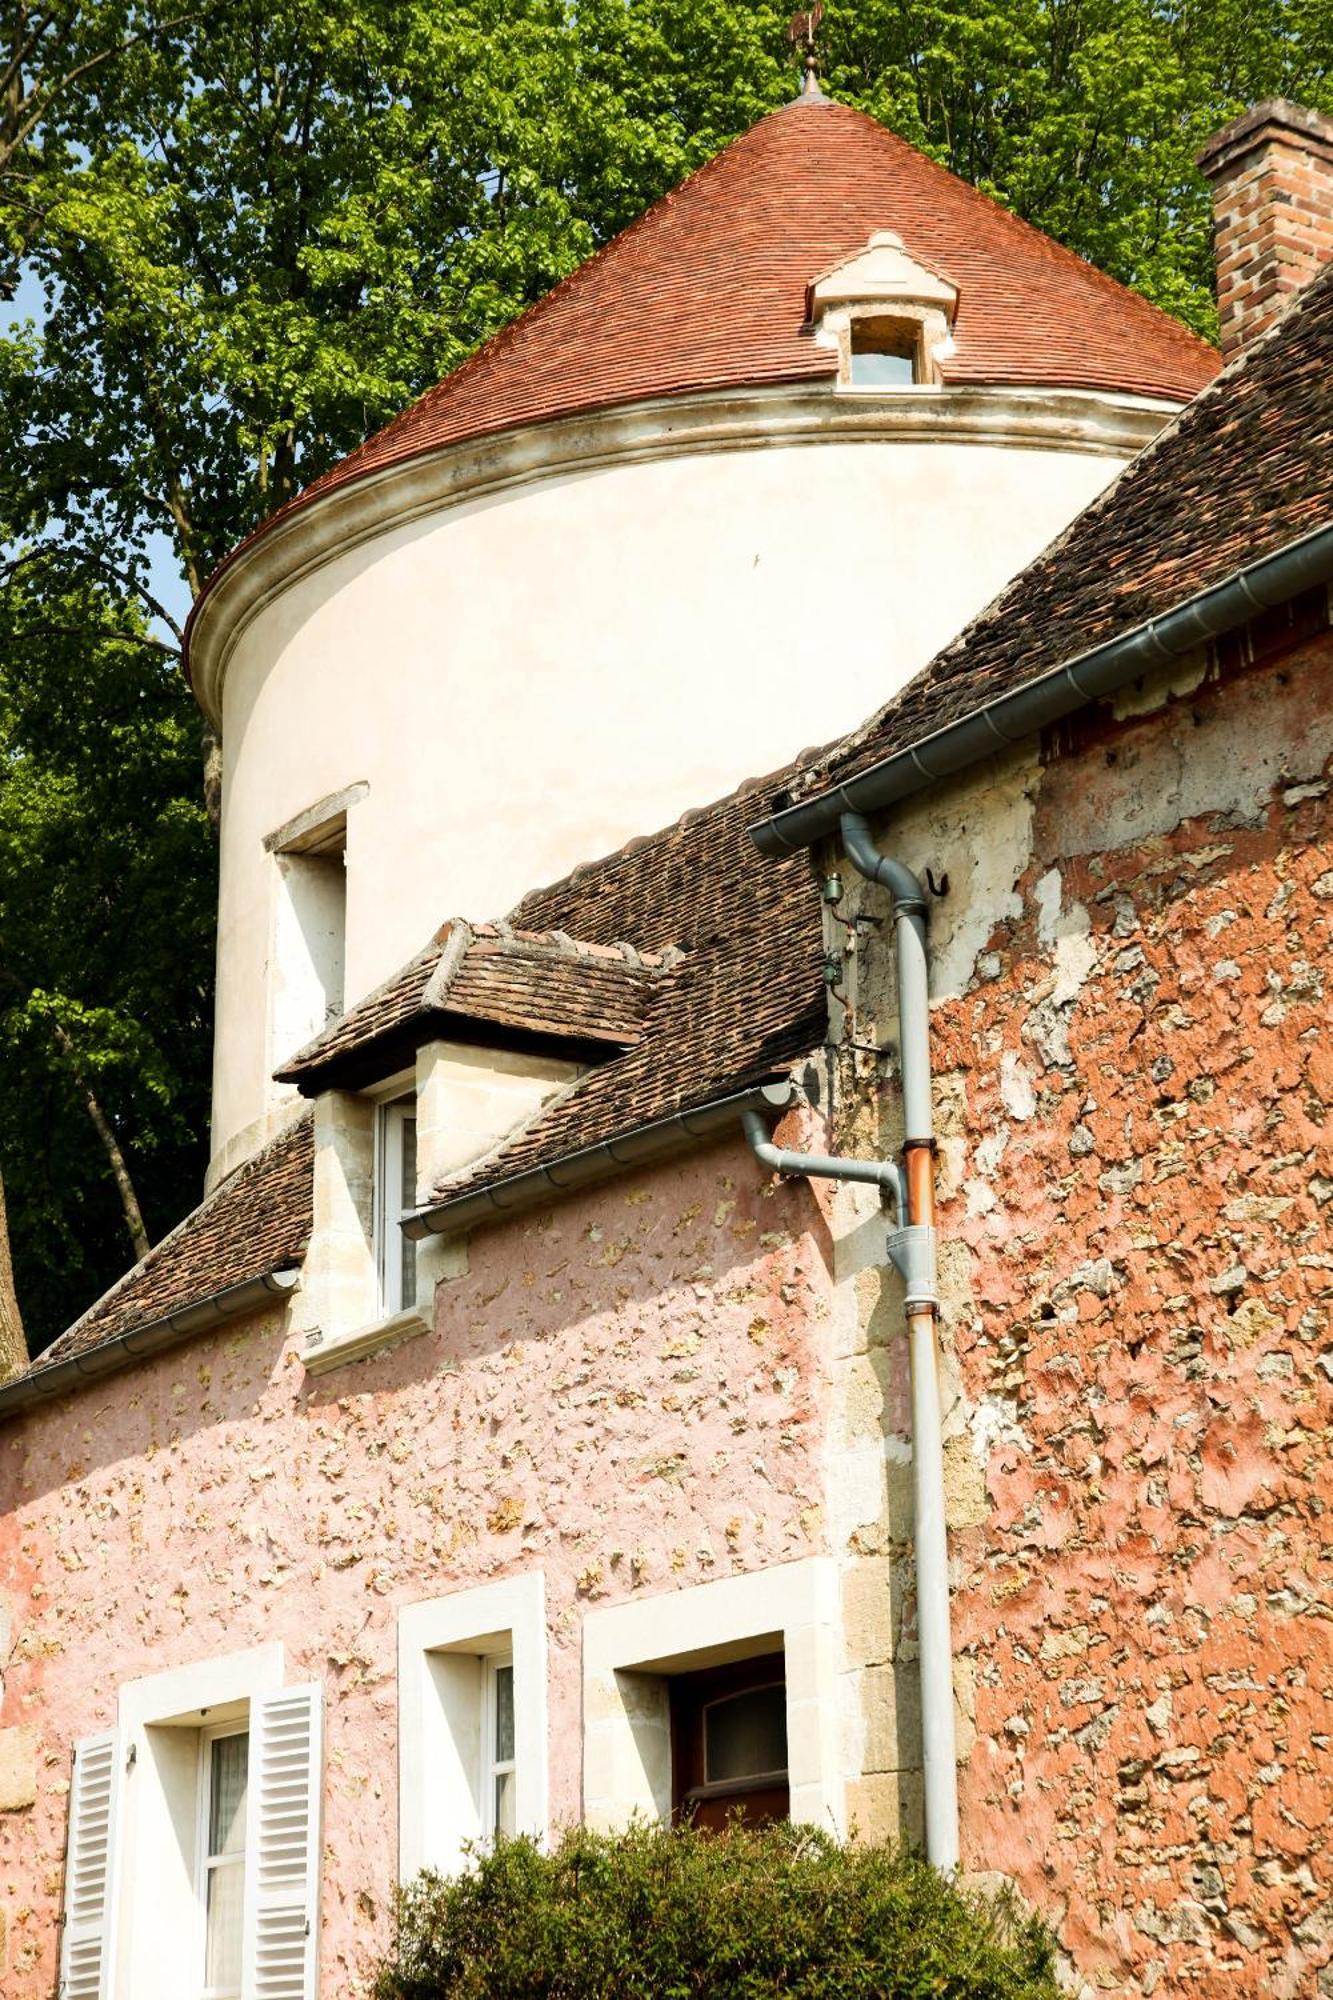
[375,1096,417,1314]
[670,1652,789,1829]
[198,1725,249,2000]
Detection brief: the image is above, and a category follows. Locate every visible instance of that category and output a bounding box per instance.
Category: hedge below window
[372,1821,1062,1999]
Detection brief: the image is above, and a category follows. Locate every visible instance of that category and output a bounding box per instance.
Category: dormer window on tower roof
[808,229,959,390]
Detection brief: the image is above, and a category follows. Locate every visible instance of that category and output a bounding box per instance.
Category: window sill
[302,1307,430,1376]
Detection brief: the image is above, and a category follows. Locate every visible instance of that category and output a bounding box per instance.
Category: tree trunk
[49,1017,151,1262]
[0,1167,27,1382]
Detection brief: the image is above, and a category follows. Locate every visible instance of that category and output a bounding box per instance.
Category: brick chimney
[1197,98,1333,359]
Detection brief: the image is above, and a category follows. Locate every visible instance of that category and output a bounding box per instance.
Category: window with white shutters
[60,1730,123,2000]
[240,1683,324,2000]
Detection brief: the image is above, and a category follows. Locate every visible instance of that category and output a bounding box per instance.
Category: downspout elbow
[739,1109,906,1221]
[840,811,927,913]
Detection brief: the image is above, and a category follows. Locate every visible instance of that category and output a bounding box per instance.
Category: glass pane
[494,1767,517,1839]
[850,348,915,386]
[208,1733,249,1857]
[399,1115,417,1309]
[205,1858,245,1991]
[704,1685,787,1784]
[493,1663,515,1762]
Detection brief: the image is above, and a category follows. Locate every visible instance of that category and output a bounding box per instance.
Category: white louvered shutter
[60,1730,123,2000]
[241,1684,324,2000]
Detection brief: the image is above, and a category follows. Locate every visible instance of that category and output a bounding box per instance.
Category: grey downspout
[839,810,960,1873]
[738,1112,906,1219]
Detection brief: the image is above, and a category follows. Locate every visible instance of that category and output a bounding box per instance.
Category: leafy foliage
[0,562,213,1345]
[370,1822,1062,1999]
[4,0,1333,1347]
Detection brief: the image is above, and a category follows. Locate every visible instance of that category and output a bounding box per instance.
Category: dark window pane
[494,1663,515,1762]
[704,1684,787,1784]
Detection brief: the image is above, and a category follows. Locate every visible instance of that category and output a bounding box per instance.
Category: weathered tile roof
[30,1114,313,1372]
[425,783,826,1206]
[275,922,663,1093]
[187,92,1216,658]
[21,769,823,1378]
[784,255,1333,807]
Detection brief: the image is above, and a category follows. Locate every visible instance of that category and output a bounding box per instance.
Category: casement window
[482,1655,517,1839]
[374,1094,418,1315]
[399,1572,548,1880]
[670,1653,790,1829]
[62,1649,323,2000]
[582,1558,842,1837]
[198,1725,249,1998]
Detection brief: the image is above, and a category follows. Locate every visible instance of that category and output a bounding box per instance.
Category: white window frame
[195,1720,249,2000]
[398,1572,548,1881]
[374,1090,417,1317]
[581,1557,843,1837]
[114,1645,283,2000]
[481,1652,516,1840]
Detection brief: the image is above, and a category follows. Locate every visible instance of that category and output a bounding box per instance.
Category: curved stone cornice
[187,380,1181,729]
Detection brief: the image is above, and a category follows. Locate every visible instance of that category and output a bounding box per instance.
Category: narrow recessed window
[484,1655,517,1840]
[375,1096,417,1315]
[849,318,919,386]
[198,1726,248,2000]
[269,815,348,1064]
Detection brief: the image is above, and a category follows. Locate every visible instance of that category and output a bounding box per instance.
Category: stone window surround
[301,1039,578,1376]
[824,300,953,389]
[581,1557,843,1837]
[398,1571,549,1881]
[113,1643,286,2000]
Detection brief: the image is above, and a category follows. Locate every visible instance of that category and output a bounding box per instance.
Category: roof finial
[788,4,825,99]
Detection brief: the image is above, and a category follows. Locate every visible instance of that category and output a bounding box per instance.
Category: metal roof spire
[789,4,826,99]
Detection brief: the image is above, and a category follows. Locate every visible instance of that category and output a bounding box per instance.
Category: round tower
[188,93,1218,1187]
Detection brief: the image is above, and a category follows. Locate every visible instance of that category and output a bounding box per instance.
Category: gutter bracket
[885,1223,938,1311]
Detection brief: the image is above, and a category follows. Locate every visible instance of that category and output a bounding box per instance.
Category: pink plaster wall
[0,1135,831,1995]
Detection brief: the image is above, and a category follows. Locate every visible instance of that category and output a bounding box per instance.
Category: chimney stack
[1197,98,1333,359]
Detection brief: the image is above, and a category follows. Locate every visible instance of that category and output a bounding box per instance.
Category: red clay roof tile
[190,92,1218,637]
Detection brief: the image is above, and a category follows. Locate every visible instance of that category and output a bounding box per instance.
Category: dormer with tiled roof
[192,91,1219,1196]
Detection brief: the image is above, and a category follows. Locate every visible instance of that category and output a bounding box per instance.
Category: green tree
[5,0,1333,1353]
[0,559,212,1352]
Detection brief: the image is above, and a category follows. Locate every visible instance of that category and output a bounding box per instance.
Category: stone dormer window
[808,230,958,389]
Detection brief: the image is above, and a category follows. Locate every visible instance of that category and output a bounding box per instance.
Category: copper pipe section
[904,1141,935,1236]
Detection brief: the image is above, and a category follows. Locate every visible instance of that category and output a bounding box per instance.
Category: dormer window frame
[807,228,958,393]
[830,298,951,391]
[371,1077,418,1318]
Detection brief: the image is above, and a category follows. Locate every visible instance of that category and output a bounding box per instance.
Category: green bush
[370,1821,1061,1999]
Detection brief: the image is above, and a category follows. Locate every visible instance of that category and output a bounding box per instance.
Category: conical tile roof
[304,93,1217,510]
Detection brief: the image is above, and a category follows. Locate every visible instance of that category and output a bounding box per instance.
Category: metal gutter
[749,520,1333,856]
[0,1267,300,1420]
[403,1079,795,1241]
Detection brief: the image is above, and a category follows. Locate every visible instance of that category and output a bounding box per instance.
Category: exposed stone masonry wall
[0,1141,829,1995]
[840,629,1333,1996]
